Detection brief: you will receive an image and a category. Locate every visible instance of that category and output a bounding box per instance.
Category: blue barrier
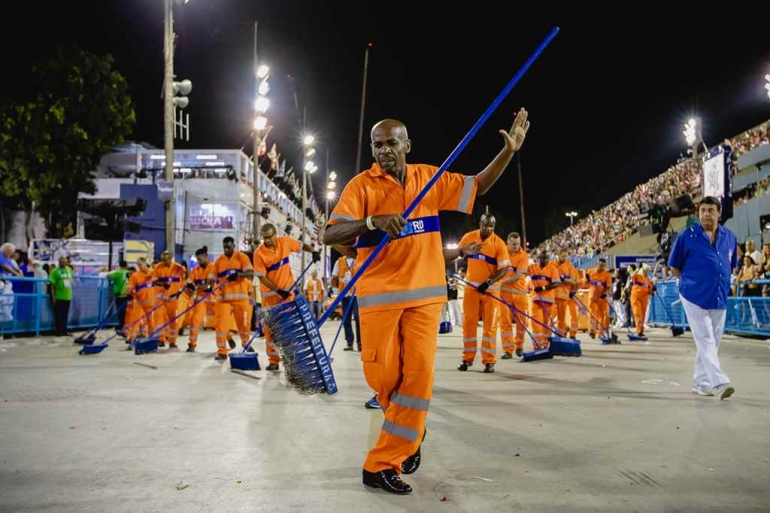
[0,275,115,337]
[649,280,770,338]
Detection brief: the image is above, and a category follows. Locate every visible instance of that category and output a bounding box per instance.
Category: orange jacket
[459,230,510,295]
[555,260,579,300]
[587,267,612,301]
[253,236,302,299]
[305,278,324,302]
[630,272,653,299]
[127,269,156,305]
[209,252,253,302]
[189,263,215,302]
[528,261,561,304]
[502,249,530,296]
[327,163,478,314]
[152,262,185,300]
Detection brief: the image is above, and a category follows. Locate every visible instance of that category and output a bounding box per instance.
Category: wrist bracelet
[365,215,375,231]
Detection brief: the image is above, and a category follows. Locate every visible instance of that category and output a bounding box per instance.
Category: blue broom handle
[452,274,561,338]
[145,282,226,338]
[317,27,560,328]
[290,261,315,293]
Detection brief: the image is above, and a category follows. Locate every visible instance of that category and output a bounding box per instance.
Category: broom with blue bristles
[263,27,560,395]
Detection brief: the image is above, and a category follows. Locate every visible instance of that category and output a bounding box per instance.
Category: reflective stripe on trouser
[531,301,553,349]
[360,302,443,473]
[555,298,578,337]
[262,295,284,364]
[214,300,251,356]
[631,294,649,335]
[500,292,528,352]
[589,300,609,335]
[154,299,179,343]
[188,301,215,347]
[125,303,156,341]
[462,288,499,365]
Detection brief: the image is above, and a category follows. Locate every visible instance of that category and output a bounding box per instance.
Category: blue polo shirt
[668,222,738,310]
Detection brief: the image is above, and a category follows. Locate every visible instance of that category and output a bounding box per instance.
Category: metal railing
[0,275,115,337]
[649,280,770,338]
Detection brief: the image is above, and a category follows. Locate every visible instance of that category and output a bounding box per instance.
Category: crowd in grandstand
[536,121,770,256]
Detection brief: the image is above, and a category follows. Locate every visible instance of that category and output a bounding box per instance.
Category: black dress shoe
[214,354,227,361]
[157,341,166,348]
[483,363,495,373]
[362,469,412,495]
[343,345,354,351]
[501,352,513,360]
[186,346,196,353]
[227,338,236,350]
[515,348,523,357]
[266,363,279,371]
[402,429,426,475]
[168,343,178,349]
[457,361,472,371]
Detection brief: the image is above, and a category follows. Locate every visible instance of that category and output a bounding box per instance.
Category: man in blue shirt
[668,196,737,400]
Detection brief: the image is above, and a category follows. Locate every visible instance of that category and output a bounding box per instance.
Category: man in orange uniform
[527,251,562,349]
[303,268,325,319]
[554,248,581,338]
[125,257,157,343]
[208,237,255,361]
[253,222,320,371]
[629,264,653,339]
[457,214,510,373]
[186,246,217,352]
[500,232,529,359]
[587,258,613,338]
[152,250,186,348]
[324,111,530,494]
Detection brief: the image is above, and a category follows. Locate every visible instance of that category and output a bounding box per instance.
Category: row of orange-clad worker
[123,225,320,369]
[455,215,654,372]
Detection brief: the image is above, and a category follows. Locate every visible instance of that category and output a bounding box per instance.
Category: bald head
[479,214,496,240]
[371,119,411,176]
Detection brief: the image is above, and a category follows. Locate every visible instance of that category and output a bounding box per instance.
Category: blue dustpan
[230,352,261,371]
[133,337,159,355]
[520,348,554,362]
[438,321,453,334]
[627,333,648,342]
[79,342,108,355]
[548,336,582,356]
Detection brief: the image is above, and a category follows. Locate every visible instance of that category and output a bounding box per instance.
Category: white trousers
[447,299,462,327]
[612,300,626,327]
[680,295,730,388]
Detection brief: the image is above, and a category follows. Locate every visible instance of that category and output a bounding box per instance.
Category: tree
[0,46,135,243]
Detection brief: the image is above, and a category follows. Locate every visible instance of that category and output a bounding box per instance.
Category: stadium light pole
[765,74,770,101]
[566,211,577,227]
[301,134,316,273]
[252,22,270,246]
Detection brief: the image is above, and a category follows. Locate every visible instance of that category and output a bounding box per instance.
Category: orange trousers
[214,300,251,356]
[188,299,215,348]
[555,297,578,337]
[462,288,499,365]
[360,302,443,474]
[124,302,156,341]
[631,293,650,335]
[499,292,528,354]
[589,299,610,335]
[530,301,554,349]
[154,299,179,344]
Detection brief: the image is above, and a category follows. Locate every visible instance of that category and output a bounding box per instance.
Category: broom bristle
[264,295,338,395]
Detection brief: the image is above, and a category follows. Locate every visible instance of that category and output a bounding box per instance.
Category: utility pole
[163,0,175,256]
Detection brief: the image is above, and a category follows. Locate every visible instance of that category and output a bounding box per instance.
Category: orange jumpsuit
[528,262,561,349]
[253,237,302,365]
[328,162,477,474]
[209,252,254,356]
[459,230,509,365]
[499,249,530,355]
[630,273,653,335]
[555,260,580,338]
[125,270,157,341]
[188,263,216,348]
[587,268,613,336]
[152,261,185,344]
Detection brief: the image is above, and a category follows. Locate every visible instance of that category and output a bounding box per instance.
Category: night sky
[2,1,769,245]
